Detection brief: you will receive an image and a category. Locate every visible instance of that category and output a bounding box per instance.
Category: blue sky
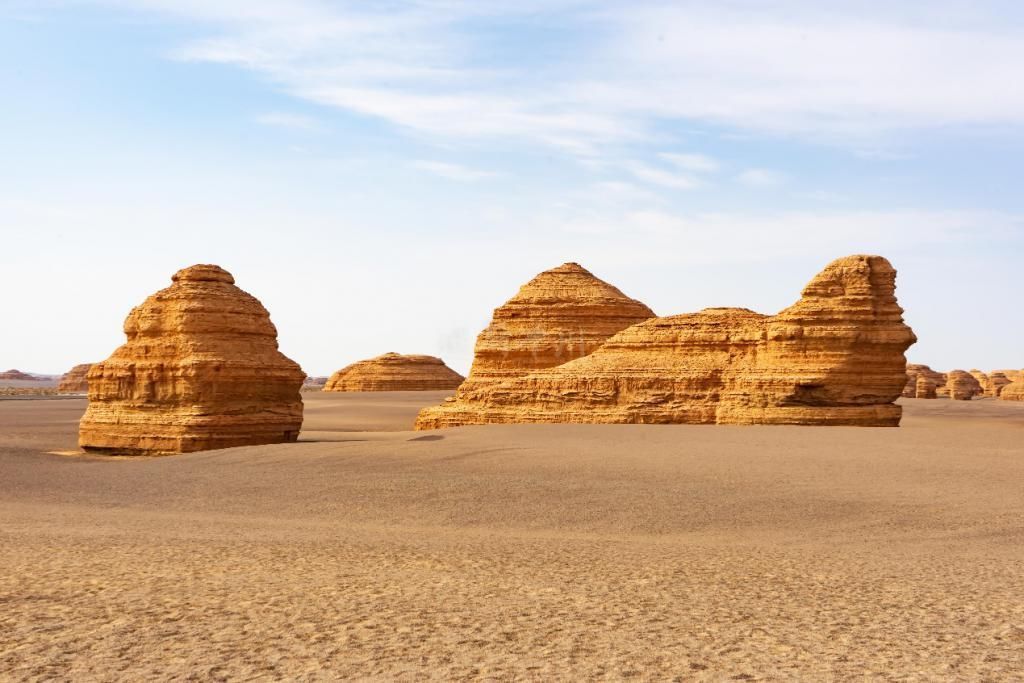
[2,0,1023,375]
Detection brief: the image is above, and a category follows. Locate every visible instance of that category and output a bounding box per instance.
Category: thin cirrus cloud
[410,160,497,182]
[736,169,788,188]
[91,0,1024,152]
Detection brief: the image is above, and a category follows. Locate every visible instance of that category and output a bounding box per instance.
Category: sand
[2,392,1023,680]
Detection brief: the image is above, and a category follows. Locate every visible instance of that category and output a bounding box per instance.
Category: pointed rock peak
[548,262,591,274]
[513,262,650,307]
[801,254,895,298]
[172,264,235,284]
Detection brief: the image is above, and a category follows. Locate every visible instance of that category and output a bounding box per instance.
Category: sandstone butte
[323,353,465,392]
[945,370,983,401]
[915,375,937,399]
[0,369,39,381]
[443,262,655,400]
[57,363,94,394]
[416,255,917,429]
[903,364,946,398]
[79,264,305,454]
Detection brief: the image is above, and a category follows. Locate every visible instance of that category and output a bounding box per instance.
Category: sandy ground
[2,392,1023,680]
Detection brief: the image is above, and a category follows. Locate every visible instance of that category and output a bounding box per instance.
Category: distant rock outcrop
[1000,377,1024,402]
[79,264,305,454]
[57,363,94,394]
[417,255,916,429]
[915,375,937,399]
[324,353,465,392]
[946,370,982,401]
[454,262,656,395]
[904,364,946,398]
[0,369,39,381]
[302,376,328,391]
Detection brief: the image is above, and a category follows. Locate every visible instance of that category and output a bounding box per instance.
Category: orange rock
[945,370,983,400]
[455,262,655,394]
[904,364,946,398]
[417,255,916,429]
[79,265,304,454]
[1000,376,1024,402]
[57,363,94,394]
[324,353,464,391]
[915,375,937,399]
[987,372,1013,397]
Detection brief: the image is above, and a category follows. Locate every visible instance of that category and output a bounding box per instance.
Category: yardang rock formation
[324,353,464,392]
[0,369,39,381]
[417,255,916,429]
[434,261,655,406]
[58,363,94,394]
[79,264,305,454]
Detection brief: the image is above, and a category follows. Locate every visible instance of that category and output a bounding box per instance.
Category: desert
[3,392,1024,679]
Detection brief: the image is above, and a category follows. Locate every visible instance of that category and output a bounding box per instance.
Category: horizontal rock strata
[79,264,304,454]
[417,255,916,429]
[324,353,464,392]
[57,363,94,394]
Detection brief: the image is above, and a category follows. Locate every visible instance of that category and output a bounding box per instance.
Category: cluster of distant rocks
[903,365,1023,401]
[17,253,1019,455]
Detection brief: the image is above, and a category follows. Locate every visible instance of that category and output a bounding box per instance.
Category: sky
[2,0,1023,376]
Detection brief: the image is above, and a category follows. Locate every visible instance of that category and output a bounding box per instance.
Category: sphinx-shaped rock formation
[417,255,916,429]
[456,263,655,394]
[79,265,305,454]
[57,363,94,394]
[915,375,937,399]
[946,370,982,401]
[324,353,464,391]
[903,364,946,398]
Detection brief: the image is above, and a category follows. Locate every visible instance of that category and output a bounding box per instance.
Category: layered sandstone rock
[302,376,328,391]
[987,372,1013,397]
[0,369,39,381]
[456,263,655,394]
[417,255,916,429]
[324,353,464,392]
[79,265,305,454]
[904,364,946,398]
[1000,378,1024,402]
[57,363,94,394]
[915,375,937,399]
[946,370,982,401]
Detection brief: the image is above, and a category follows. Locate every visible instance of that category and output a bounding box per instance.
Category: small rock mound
[324,353,464,392]
[0,369,39,381]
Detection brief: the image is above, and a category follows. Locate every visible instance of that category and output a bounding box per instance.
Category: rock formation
[904,364,946,398]
[1000,378,1024,402]
[0,369,39,381]
[57,363,94,394]
[915,375,937,399]
[323,353,465,392]
[987,372,1014,397]
[455,263,655,395]
[946,370,982,401]
[302,376,328,391]
[417,255,916,429]
[79,264,305,454]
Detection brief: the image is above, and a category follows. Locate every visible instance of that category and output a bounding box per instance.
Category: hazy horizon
[3,1,1023,376]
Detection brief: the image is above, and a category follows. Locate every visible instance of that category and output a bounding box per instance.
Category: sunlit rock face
[417,255,916,429]
[324,353,464,391]
[79,264,304,454]
[58,364,94,394]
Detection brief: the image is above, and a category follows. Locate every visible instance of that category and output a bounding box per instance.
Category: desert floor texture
[2,392,1023,680]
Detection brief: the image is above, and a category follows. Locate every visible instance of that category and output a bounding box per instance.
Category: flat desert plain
[2,392,1023,680]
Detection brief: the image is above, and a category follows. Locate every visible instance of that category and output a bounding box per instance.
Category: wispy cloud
[255,111,321,131]
[90,1,1024,153]
[659,152,720,173]
[737,169,787,187]
[624,161,701,190]
[411,160,496,182]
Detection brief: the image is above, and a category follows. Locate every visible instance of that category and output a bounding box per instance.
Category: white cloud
[255,111,320,131]
[410,160,496,182]
[86,1,1024,152]
[737,169,787,187]
[659,152,720,173]
[624,161,701,190]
